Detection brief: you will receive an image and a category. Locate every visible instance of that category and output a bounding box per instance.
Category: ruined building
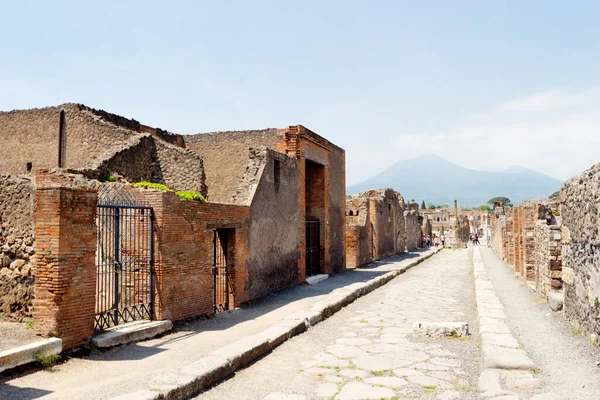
[345,189,407,268]
[0,104,345,350]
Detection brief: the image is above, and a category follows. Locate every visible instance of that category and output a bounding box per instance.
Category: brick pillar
[34,187,98,350]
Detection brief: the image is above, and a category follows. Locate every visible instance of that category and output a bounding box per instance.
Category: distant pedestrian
[441,234,446,247]
[427,235,431,248]
[475,234,480,245]
[422,234,427,247]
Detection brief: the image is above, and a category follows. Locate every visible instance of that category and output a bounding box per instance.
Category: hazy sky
[2,1,599,185]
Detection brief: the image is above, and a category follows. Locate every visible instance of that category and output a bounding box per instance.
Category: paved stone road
[198,248,480,400]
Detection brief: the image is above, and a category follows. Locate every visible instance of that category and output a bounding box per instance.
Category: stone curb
[473,247,562,400]
[111,248,441,400]
[0,337,62,374]
[92,320,174,349]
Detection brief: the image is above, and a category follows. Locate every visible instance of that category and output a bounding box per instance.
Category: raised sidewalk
[1,248,439,400]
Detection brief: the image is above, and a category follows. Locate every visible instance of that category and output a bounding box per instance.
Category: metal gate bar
[95,205,154,331]
[214,230,229,312]
[306,220,321,277]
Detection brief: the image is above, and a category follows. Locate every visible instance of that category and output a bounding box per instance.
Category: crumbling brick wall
[345,188,405,268]
[404,202,421,250]
[233,147,301,300]
[0,104,206,196]
[0,175,35,321]
[534,220,562,296]
[560,163,600,334]
[186,129,281,204]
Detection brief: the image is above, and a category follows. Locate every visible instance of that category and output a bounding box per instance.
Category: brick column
[34,187,98,350]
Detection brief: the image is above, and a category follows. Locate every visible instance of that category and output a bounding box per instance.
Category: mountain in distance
[347,154,563,208]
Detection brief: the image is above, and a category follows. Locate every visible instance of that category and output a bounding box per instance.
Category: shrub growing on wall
[133,182,206,203]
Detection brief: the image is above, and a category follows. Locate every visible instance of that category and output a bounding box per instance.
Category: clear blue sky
[2,1,599,184]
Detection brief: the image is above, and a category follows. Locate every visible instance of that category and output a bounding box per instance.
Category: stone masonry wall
[560,163,600,335]
[0,174,35,321]
[405,202,421,251]
[234,147,301,301]
[345,189,406,268]
[534,221,562,297]
[0,104,207,198]
[185,129,281,203]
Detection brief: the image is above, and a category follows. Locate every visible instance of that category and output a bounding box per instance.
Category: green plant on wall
[99,169,116,183]
[133,182,206,203]
[133,181,171,191]
[175,190,206,202]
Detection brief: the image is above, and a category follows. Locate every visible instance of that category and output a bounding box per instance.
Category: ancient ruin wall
[405,202,421,251]
[0,104,140,175]
[235,148,301,301]
[534,221,562,296]
[560,163,600,334]
[73,134,207,197]
[327,146,346,273]
[185,129,282,203]
[0,175,35,321]
[395,192,406,254]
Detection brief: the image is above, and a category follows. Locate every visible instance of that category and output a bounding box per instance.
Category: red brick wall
[138,190,250,321]
[34,187,97,350]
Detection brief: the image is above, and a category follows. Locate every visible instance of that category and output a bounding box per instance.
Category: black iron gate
[95,205,154,331]
[306,220,321,276]
[214,230,229,312]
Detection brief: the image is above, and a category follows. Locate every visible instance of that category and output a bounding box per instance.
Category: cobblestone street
[198,248,480,400]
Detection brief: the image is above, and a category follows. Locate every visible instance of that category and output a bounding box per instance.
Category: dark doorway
[306,220,321,276]
[305,159,325,276]
[214,229,232,312]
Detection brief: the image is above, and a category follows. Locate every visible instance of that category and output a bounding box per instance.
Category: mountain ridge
[347,155,563,207]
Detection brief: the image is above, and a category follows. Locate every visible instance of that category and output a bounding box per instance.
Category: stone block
[548,292,564,311]
[91,320,172,348]
[0,337,62,373]
[412,321,469,337]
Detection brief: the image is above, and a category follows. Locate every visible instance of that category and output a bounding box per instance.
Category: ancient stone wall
[395,192,406,254]
[521,203,538,281]
[534,221,562,296]
[345,189,406,268]
[0,104,206,196]
[0,175,35,321]
[0,104,138,175]
[326,144,347,273]
[560,163,600,335]
[405,202,421,251]
[234,147,301,300]
[185,129,282,204]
